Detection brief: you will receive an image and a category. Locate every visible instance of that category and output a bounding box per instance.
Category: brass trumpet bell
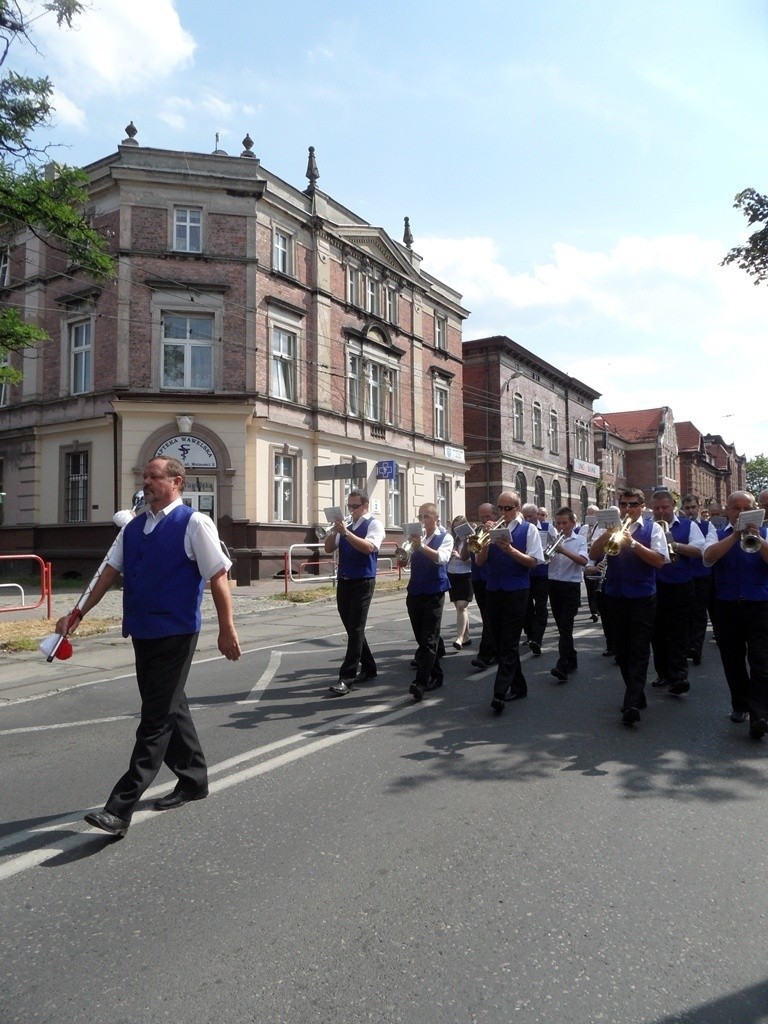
[467,517,506,553]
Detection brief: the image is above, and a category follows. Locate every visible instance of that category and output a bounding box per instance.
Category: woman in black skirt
[447,515,474,650]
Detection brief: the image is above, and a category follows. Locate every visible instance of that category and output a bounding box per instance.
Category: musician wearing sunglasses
[475,491,544,714]
[325,488,385,696]
[589,488,669,726]
[702,490,768,736]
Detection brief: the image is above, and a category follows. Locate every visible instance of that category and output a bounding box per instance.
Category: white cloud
[50,89,86,130]
[418,233,768,457]
[37,0,196,94]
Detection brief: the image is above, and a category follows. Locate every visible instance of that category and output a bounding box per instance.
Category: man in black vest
[57,456,240,837]
[325,488,385,695]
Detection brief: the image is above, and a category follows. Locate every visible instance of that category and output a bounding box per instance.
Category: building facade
[593,407,679,502]
[0,130,469,578]
[462,336,601,521]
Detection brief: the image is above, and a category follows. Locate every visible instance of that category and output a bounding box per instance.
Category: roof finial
[241,133,256,158]
[121,121,139,147]
[403,216,413,249]
[305,145,319,194]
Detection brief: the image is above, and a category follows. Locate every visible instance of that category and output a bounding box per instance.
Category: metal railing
[0,555,53,618]
[282,542,404,597]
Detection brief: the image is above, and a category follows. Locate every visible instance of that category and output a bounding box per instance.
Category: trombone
[467,517,506,553]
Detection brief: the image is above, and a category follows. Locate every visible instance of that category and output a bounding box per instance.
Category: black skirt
[447,572,474,604]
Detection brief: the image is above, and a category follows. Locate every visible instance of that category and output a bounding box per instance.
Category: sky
[12,0,768,458]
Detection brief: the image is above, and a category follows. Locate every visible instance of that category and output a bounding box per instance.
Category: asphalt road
[2,593,768,1024]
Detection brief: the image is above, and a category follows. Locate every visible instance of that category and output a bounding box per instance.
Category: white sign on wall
[155,435,217,468]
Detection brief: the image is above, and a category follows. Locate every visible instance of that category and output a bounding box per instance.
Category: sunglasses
[497,505,517,512]
[618,501,641,508]
[347,503,363,510]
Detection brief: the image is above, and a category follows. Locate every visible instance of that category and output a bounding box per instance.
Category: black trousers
[607,594,656,712]
[713,599,768,718]
[105,632,206,821]
[548,580,581,671]
[584,574,601,618]
[651,579,693,684]
[595,587,615,652]
[473,579,498,664]
[525,576,549,645]
[406,591,445,688]
[689,575,711,658]
[336,577,377,679]
[487,588,529,699]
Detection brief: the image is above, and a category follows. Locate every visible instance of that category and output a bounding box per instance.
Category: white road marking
[236,650,282,704]
[0,697,433,882]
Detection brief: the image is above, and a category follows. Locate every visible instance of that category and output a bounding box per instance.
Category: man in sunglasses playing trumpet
[475,491,544,714]
[589,488,669,726]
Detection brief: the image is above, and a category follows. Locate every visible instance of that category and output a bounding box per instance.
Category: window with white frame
[65,449,89,523]
[549,409,559,454]
[434,382,449,441]
[436,477,450,526]
[273,452,296,522]
[366,276,379,316]
[173,207,202,253]
[574,420,590,461]
[384,284,398,324]
[435,314,447,351]
[273,229,291,275]
[162,312,213,390]
[347,266,361,306]
[70,320,92,395]
[0,250,9,287]
[513,392,524,442]
[388,469,406,528]
[347,349,397,424]
[271,326,297,401]
[532,401,543,448]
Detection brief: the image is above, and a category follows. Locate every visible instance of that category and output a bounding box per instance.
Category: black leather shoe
[750,718,768,740]
[153,786,209,811]
[601,649,614,657]
[551,667,568,682]
[668,680,690,696]
[84,809,129,837]
[353,670,376,685]
[329,680,352,696]
[528,641,541,656]
[471,657,487,669]
[691,653,701,665]
[409,682,424,702]
[425,676,443,691]
[730,710,748,723]
[622,707,641,726]
[503,689,527,701]
[652,677,670,688]
[490,696,504,714]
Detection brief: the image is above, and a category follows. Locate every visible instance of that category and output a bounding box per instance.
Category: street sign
[314,462,368,481]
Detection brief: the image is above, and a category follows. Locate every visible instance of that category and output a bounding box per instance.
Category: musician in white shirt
[547,508,589,681]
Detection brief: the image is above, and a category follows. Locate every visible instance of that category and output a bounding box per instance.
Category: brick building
[0,129,469,578]
[592,407,678,502]
[462,335,601,521]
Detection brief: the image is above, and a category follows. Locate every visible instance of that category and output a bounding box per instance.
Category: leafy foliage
[722,188,768,284]
[746,454,768,496]
[0,0,114,383]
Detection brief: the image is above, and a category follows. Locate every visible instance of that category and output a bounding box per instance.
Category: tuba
[604,516,633,556]
[467,517,506,554]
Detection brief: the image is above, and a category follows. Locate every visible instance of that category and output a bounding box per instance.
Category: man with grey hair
[704,490,768,736]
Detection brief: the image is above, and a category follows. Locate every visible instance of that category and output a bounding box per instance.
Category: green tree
[722,188,768,284]
[746,454,768,496]
[0,1,113,388]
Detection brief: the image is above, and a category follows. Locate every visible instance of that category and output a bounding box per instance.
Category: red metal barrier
[0,555,53,618]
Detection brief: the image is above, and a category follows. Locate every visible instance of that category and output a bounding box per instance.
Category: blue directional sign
[376,460,398,480]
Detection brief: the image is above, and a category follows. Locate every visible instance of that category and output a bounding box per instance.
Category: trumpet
[604,516,633,556]
[396,527,425,567]
[467,517,506,553]
[543,530,565,562]
[655,518,678,562]
[741,531,763,553]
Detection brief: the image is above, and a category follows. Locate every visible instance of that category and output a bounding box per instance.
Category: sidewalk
[0,577,336,704]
